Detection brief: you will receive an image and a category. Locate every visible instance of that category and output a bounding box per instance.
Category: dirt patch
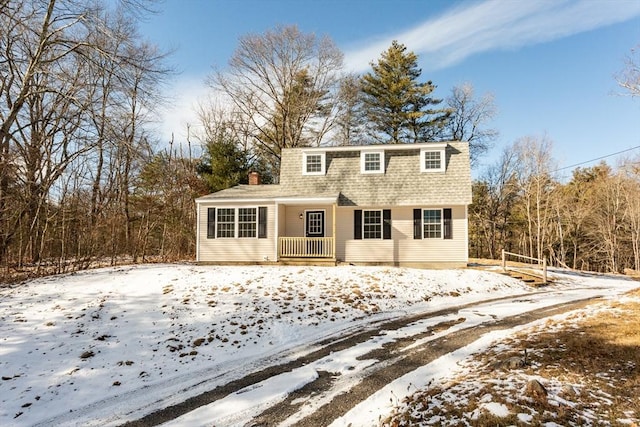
[383,288,640,426]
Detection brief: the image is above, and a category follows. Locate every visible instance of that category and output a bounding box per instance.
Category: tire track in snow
[122,290,600,426]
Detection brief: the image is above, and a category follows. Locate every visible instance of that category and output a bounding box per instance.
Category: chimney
[248,171,261,185]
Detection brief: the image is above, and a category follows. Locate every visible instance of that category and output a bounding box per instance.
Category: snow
[0,264,637,426]
[480,401,510,417]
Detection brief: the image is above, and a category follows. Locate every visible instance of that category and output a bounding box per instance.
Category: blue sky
[140,0,640,176]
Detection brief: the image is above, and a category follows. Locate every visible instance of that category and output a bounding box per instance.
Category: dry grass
[384,288,640,426]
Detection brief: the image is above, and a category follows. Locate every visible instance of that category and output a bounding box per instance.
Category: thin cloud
[344,0,640,72]
[154,75,207,144]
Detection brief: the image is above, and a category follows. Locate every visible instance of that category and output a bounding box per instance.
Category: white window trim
[420,148,446,173]
[216,207,236,239]
[215,207,259,239]
[362,209,384,240]
[421,208,443,239]
[303,152,326,176]
[360,150,385,174]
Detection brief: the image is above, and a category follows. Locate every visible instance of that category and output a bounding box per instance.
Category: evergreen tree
[197,125,251,192]
[361,40,449,143]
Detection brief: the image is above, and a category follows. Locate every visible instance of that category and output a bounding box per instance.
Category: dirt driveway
[124,293,601,427]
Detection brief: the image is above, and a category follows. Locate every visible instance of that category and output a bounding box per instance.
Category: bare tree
[446,82,498,167]
[617,44,640,97]
[513,135,556,260]
[469,147,519,259]
[0,0,170,274]
[208,25,344,177]
[619,156,640,271]
[334,74,367,146]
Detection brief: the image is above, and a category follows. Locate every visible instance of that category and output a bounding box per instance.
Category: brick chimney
[248,171,261,185]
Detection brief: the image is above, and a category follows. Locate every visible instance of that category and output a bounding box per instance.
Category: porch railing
[278,237,335,258]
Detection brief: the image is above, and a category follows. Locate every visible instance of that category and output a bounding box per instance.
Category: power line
[554,144,640,173]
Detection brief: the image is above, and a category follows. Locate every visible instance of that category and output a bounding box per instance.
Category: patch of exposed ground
[383,288,640,426]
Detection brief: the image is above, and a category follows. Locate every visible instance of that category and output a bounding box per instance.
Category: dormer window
[303,152,325,175]
[360,150,384,174]
[420,148,446,172]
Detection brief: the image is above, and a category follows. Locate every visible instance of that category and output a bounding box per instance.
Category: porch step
[278,258,337,266]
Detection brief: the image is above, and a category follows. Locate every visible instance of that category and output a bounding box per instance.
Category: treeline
[1,6,637,281]
[0,0,207,280]
[471,137,640,273]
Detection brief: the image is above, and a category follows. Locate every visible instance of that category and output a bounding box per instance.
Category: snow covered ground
[0,264,637,426]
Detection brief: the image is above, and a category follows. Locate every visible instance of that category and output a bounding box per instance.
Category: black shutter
[443,208,452,239]
[207,207,216,239]
[383,209,391,240]
[413,208,421,239]
[354,210,362,240]
[258,207,267,238]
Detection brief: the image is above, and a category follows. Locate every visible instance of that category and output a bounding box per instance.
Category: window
[413,208,452,239]
[206,207,267,239]
[216,208,235,238]
[361,150,384,173]
[423,209,442,239]
[420,148,445,172]
[303,152,325,175]
[354,209,391,240]
[363,210,382,239]
[238,208,257,238]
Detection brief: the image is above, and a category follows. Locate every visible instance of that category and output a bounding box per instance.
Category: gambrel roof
[196,141,472,206]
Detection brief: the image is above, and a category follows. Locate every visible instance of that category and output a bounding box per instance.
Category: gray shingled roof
[196,142,472,206]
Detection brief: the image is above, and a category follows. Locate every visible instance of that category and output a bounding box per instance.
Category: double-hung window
[209,207,266,239]
[413,208,452,239]
[361,150,384,174]
[216,208,236,238]
[423,209,442,239]
[420,148,446,172]
[363,210,382,239]
[303,152,325,175]
[238,208,257,238]
[354,209,391,240]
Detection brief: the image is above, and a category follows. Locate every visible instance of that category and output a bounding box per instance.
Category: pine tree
[361,40,449,143]
[197,126,250,192]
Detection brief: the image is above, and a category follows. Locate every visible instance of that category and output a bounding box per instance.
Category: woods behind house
[1,2,638,280]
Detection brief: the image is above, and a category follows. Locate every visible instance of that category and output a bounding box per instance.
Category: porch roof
[195,184,339,205]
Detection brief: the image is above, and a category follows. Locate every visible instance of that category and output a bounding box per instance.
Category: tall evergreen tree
[197,125,251,192]
[361,40,449,144]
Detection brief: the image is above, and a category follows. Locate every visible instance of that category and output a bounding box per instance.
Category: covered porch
[274,195,338,261]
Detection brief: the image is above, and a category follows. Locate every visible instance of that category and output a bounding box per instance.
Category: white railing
[279,237,335,258]
[501,249,547,284]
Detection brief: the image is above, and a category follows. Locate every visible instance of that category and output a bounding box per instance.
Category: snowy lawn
[0,264,531,425]
[0,264,637,426]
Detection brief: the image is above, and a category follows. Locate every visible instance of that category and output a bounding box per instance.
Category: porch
[275,199,338,262]
[278,236,335,259]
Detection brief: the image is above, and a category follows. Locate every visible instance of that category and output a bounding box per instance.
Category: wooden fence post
[501,249,506,271]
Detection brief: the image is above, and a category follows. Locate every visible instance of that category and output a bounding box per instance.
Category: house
[195,141,472,267]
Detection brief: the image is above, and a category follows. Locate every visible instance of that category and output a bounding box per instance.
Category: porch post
[274,202,279,261]
[332,203,336,259]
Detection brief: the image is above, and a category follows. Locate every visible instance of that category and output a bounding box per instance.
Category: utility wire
[554,144,640,173]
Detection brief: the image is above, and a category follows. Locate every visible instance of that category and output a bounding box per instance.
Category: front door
[305,211,325,238]
[305,211,325,257]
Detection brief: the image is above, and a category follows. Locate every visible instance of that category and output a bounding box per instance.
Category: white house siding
[197,202,276,263]
[337,206,468,265]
